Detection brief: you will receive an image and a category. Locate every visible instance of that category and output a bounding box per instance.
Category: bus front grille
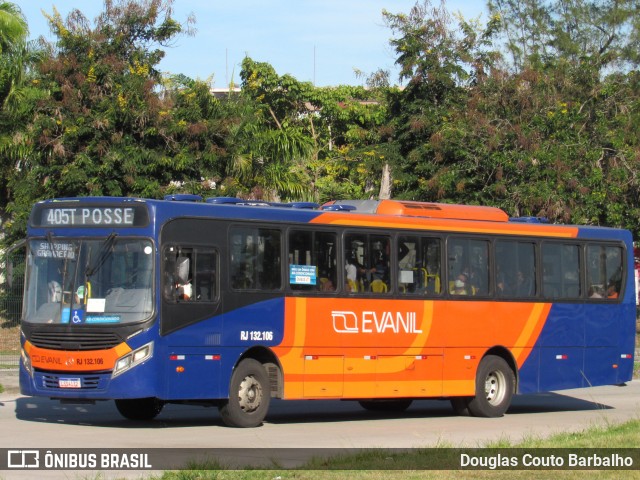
[30,331,122,351]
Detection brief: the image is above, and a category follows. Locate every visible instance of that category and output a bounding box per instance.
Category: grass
[147,420,640,480]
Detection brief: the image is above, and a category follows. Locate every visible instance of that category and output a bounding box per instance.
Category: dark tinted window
[448,238,490,296]
[495,240,536,298]
[586,244,623,299]
[230,227,281,290]
[542,243,581,298]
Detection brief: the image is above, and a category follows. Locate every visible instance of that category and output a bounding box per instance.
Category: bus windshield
[23,237,154,325]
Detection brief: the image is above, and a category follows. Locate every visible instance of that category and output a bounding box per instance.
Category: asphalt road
[0,372,639,479]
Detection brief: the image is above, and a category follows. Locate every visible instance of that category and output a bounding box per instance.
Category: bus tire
[115,397,163,421]
[358,399,413,412]
[219,359,270,428]
[466,355,514,418]
[450,397,471,416]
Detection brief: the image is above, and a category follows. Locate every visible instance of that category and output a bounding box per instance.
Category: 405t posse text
[42,207,135,226]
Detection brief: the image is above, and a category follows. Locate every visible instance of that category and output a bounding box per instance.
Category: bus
[19,196,636,427]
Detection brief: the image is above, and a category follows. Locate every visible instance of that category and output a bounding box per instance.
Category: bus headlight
[113,342,153,378]
[21,347,32,377]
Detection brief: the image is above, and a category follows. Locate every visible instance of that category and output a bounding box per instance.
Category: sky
[19,0,486,87]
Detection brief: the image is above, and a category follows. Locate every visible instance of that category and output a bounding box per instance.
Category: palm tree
[0,2,32,110]
[0,2,27,53]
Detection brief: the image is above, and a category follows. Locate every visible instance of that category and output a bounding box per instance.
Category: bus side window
[542,243,580,299]
[587,244,622,300]
[344,233,391,294]
[163,247,217,302]
[399,236,441,295]
[230,227,282,291]
[194,250,217,301]
[448,237,489,296]
[288,230,337,292]
[495,240,536,298]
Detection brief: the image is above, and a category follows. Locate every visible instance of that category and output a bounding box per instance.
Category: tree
[489,0,640,72]
[227,57,314,202]
[382,0,500,201]
[0,2,45,243]
[2,0,236,244]
[235,57,392,203]
[0,1,27,54]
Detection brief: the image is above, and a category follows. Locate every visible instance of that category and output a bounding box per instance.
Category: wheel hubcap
[484,370,507,406]
[238,375,263,413]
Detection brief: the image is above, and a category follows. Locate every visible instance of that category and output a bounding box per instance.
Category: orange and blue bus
[20,196,636,427]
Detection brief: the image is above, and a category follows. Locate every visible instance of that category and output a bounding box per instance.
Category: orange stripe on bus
[25,340,131,372]
[310,212,579,238]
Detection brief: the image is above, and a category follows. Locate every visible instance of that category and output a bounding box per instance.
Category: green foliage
[381,0,640,235]
[0,0,228,244]
[2,0,640,245]
[233,57,391,202]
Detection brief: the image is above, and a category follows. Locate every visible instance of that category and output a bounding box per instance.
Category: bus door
[160,219,223,399]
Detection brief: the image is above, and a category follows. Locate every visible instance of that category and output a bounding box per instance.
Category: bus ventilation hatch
[326,200,509,222]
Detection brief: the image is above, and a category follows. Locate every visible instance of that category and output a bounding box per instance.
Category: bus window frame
[342,229,394,295]
[445,234,493,299]
[228,223,284,293]
[286,226,338,295]
[540,240,583,301]
[396,232,445,298]
[583,241,626,303]
[161,243,220,304]
[493,237,539,300]
[539,239,627,303]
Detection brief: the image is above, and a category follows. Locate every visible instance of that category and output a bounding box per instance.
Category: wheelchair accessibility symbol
[71,309,85,324]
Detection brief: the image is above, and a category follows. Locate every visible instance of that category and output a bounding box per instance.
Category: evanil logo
[332,310,422,334]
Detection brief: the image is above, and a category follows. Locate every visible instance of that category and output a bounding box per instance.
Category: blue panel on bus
[519,300,633,393]
[222,298,285,347]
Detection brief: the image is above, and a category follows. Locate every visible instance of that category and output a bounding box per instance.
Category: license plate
[59,378,81,389]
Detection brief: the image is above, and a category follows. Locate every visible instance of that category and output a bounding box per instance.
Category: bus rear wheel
[219,359,270,428]
[115,397,164,421]
[466,355,514,418]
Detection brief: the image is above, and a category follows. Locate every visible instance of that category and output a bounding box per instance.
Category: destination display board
[31,204,149,227]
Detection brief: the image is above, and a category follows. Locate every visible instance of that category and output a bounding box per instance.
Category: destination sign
[33,205,149,227]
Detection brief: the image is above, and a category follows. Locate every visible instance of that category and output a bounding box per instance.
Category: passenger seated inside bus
[345,259,359,292]
[451,274,469,295]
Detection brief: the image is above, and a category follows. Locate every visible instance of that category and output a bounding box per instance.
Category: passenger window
[288,230,337,292]
[448,238,489,296]
[163,246,217,302]
[398,236,442,295]
[586,245,623,299]
[344,233,391,294]
[542,243,581,298]
[230,227,281,290]
[495,240,536,298]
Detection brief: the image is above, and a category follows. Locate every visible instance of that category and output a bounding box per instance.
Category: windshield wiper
[85,233,118,278]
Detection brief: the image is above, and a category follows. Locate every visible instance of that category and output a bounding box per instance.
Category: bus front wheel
[115,397,164,421]
[466,355,514,418]
[219,359,271,428]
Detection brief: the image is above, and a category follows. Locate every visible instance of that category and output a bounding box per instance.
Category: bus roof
[31,196,631,241]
